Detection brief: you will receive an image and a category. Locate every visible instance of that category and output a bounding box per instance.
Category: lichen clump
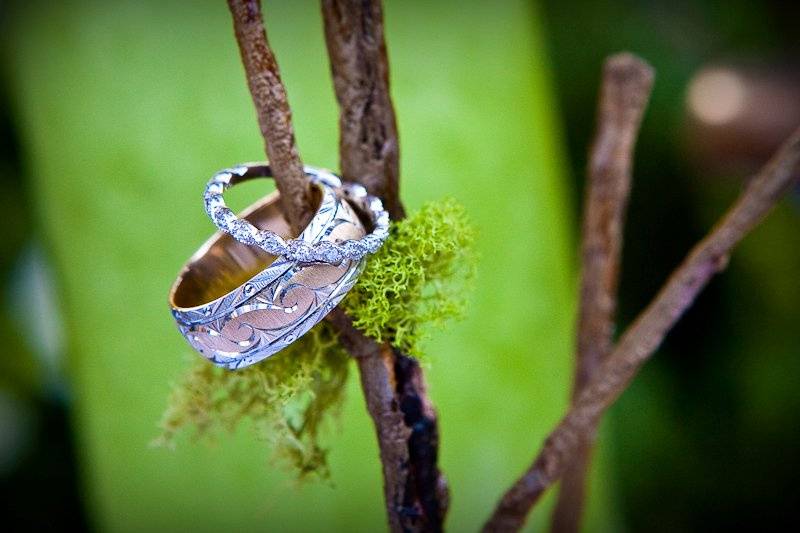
[342,199,475,353]
[157,199,475,478]
[156,323,349,478]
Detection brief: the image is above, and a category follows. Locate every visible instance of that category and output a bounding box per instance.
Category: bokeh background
[1,0,798,531]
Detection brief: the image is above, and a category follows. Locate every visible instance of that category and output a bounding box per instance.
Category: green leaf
[4,0,610,530]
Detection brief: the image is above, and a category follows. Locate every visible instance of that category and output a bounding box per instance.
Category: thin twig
[484,124,800,533]
[321,0,404,220]
[322,2,446,531]
[551,53,654,533]
[227,0,313,232]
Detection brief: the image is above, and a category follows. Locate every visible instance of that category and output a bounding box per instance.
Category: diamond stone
[205,181,224,196]
[286,240,313,262]
[258,232,286,255]
[212,207,237,230]
[315,242,344,264]
[230,220,257,245]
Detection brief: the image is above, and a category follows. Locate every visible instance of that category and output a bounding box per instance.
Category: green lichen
[342,198,476,355]
[156,199,475,479]
[155,323,349,480]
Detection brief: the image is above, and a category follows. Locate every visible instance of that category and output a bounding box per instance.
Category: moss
[156,199,475,479]
[342,198,476,355]
[155,322,349,480]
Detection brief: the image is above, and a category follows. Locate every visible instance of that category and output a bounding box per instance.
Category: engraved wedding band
[169,164,388,369]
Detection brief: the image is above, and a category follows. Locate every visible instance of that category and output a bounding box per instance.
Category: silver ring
[204,164,390,264]
[169,168,366,369]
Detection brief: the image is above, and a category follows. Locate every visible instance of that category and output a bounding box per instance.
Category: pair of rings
[168,164,389,370]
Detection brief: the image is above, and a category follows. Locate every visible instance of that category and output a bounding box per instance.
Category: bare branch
[551,53,654,533]
[321,0,404,219]
[484,125,800,533]
[327,309,447,532]
[572,53,654,402]
[227,0,314,232]
[322,2,446,530]
[326,310,410,512]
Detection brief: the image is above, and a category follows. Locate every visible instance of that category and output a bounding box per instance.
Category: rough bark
[551,53,654,533]
[328,309,447,532]
[322,0,404,220]
[322,2,447,531]
[227,0,314,232]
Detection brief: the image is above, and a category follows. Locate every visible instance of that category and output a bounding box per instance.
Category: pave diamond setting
[204,164,390,264]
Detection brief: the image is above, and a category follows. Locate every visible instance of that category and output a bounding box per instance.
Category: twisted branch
[551,53,654,533]
[484,84,800,532]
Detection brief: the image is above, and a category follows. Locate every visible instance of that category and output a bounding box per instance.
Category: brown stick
[322,2,446,530]
[551,54,654,533]
[484,124,800,532]
[321,0,404,220]
[227,0,314,232]
[328,309,447,532]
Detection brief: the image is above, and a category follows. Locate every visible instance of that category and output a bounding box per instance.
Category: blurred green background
[1,0,798,531]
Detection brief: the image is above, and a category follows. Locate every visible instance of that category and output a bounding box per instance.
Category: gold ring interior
[169,186,322,309]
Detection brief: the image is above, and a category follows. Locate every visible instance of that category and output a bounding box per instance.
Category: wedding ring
[204,164,390,264]
[169,164,368,369]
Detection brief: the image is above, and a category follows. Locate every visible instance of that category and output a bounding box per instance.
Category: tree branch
[321,0,404,220]
[227,0,313,232]
[328,309,448,532]
[484,123,800,532]
[551,53,654,533]
[322,1,446,531]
